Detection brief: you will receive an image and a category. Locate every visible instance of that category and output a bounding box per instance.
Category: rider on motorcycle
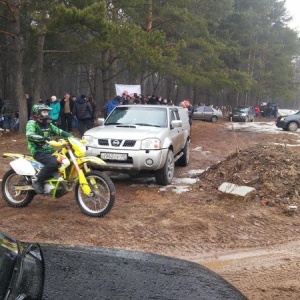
[26,104,72,194]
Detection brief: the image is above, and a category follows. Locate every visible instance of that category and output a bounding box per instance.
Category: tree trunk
[146,0,153,32]
[32,34,45,103]
[10,1,25,133]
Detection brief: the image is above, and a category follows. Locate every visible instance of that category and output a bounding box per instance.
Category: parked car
[83,105,191,185]
[229,105,255,122]
[192,105,223,123]
[276,110,300,131]
[0,231,247,299]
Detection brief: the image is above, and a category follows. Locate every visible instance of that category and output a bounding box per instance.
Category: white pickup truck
[83,105,191,185]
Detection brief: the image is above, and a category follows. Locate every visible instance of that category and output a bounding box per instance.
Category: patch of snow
[188,169,205,175]
[226,121,281,133]
[218,182,255,197]
[225,121,300,134]
[192,146,203,151]
[172,186,191,194]
[157,177,198,194]
[273,142,300,147]
[173,177,198,185]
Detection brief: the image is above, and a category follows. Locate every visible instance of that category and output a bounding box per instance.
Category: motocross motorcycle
[1,137,115,217]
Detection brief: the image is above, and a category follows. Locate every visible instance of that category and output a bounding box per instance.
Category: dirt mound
[199,144,300,207]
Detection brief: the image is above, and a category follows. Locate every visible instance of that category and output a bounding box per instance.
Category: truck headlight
[141,138,161,150]
[82,135,93,144]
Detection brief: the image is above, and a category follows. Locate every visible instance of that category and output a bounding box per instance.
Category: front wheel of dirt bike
[75,171,115,217]
[1,169,35,207]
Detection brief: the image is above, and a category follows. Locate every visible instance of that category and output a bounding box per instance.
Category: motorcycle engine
[43,183,53,194]
[54,182,67,198]
[43,182,67,198]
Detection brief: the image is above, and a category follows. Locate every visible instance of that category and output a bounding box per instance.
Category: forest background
[1,0,300,133]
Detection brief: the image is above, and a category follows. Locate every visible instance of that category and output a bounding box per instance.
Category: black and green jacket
[26,120,71,156]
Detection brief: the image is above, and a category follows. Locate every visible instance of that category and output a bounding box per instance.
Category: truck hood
[84,125,165,140]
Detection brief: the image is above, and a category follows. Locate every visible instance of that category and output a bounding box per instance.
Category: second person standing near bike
[73,94,93,137]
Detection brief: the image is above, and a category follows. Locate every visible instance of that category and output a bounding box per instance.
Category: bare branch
[0,28,16,38]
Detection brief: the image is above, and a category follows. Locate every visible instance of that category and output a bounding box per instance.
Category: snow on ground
[225,121,281,133]
[226,121,300,145]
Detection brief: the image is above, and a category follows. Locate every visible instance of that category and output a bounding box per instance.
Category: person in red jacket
[254,105,260,117]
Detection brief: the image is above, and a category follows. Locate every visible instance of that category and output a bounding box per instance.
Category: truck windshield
[105,106,168,128]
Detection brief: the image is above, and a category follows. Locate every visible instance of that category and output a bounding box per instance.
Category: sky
[285,0,300,30]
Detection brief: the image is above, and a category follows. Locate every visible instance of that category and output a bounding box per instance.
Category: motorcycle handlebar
[47,140,68,148]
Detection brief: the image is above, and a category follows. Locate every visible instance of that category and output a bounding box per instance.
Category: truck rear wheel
[177,140,190,167]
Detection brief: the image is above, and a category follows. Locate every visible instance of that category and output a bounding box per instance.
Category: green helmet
[32,104,52,120]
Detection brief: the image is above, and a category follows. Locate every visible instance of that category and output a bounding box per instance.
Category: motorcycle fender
[78,156,106,166]
[10,158,36,176]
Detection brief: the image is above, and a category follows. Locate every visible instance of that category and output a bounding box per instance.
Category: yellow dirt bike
[1,137,115,217]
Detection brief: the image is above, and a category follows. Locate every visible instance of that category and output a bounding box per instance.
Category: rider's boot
[32,179,44,194]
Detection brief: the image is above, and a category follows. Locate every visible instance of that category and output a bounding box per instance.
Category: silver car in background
[192,105,223,123]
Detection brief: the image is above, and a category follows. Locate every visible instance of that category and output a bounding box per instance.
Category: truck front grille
[123,140,136,147]
[98,139,109,146]
[97,139,136,147]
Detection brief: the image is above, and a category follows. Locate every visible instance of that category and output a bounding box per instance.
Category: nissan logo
[112,139,121,146]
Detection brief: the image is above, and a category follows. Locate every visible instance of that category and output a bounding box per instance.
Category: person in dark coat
[73,95,93,136]
[1,99,14,132]
[88,96,97,126]
[25,94,33,120]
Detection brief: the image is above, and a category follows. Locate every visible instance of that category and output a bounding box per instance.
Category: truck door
[169,109,184,154]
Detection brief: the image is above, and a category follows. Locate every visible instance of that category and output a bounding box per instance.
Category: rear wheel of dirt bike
[75,171,115,217]
[1,169,35,207]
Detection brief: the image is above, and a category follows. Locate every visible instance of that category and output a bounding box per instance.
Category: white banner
[115,84,141,97]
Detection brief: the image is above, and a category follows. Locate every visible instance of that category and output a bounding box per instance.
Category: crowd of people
[0,93,97,136]
[103,93,195,125]
[102,93,174,117]
[1,91,235,134]
[0,91,198,133]
[42,93,97,136]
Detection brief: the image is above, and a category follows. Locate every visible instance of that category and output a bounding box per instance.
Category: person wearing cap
[49,95,61,126]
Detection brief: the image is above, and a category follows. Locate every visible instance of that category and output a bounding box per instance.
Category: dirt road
[1,118,300,299]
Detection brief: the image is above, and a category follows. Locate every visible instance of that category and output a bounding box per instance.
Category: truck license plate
[101,153,127,161]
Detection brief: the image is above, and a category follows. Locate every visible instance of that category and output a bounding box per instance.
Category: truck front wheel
[155,150,174,186]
